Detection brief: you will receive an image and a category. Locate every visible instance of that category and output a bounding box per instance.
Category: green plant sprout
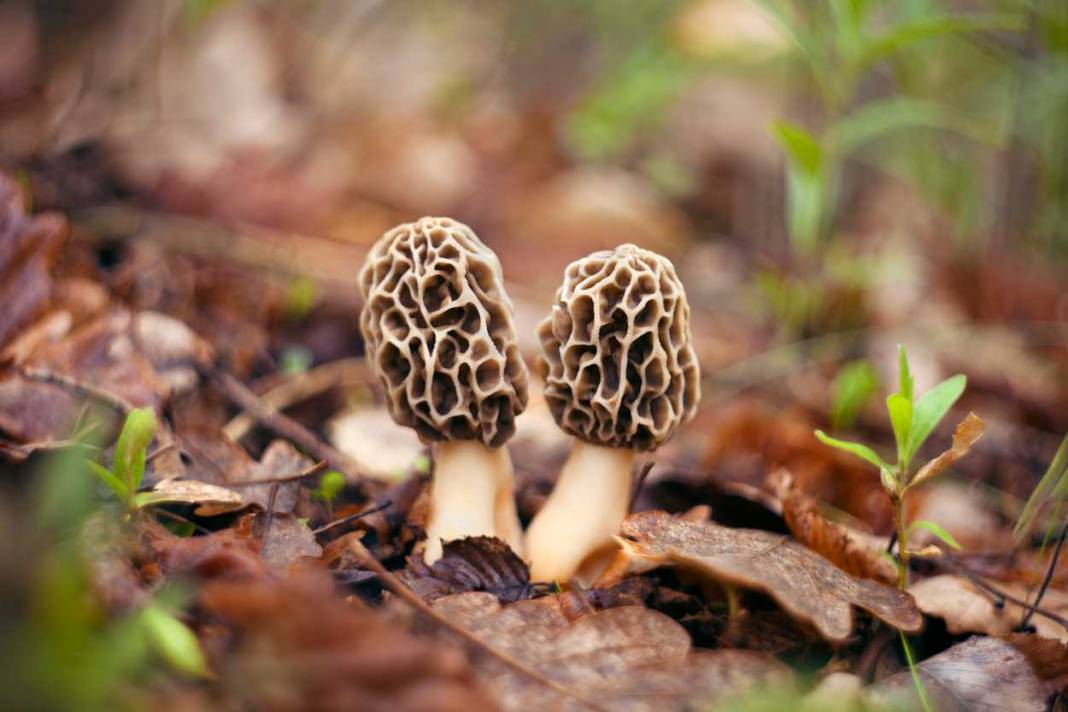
[816,345,975,589]
[86,408,158,512]
[312,470,347,518]
[830,358,880,431]
[762,1,1020,252]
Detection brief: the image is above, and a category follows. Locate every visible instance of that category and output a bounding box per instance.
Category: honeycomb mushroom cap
[537,244,700,451]
[359,217,529,448]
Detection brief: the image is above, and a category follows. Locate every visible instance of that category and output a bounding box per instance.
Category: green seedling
[86,408,158,512]
[816,345,979,589]
[312,470,346,518]
[830,359,880,431]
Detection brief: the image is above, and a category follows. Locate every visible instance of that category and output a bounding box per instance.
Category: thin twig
[261,484,281,546]
[223,357,370,441]
[345,537,606,711]
[1021,518,1068,629]
[628,462,655,511]
[19,366,134,414]
[199,364,366,487]
[313,499,392,536]
[145,442,177,464]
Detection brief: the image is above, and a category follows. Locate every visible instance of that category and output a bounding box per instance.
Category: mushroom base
[524,440,635,583]
[424,440,523,564]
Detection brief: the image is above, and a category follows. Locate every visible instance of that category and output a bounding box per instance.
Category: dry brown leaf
[329,406,424,482]
[911,412,985,488]
[253,513,323,570]
[139,478,243,510]
[909,574,1068,643]
[770,469,896,585]
[870,636,1058,711]
[432,591,790,711]
[201,570,492,712]
[405,536,533,603]
[0,172,68,348]
[617,511,922,642]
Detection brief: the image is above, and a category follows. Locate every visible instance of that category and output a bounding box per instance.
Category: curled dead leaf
[870,636,1059,712]
[909,574,1068,643]
[405,536,533,603]
[432,591,790,710]
[138,478,243,511]
[617,511,922,642]
[910,412,985,488]
[770,469,896,585]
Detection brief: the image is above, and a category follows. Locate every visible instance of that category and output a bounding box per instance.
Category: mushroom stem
[425,440,523,564]
[525,439,635,583]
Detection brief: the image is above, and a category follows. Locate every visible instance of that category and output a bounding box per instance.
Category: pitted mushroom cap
[359,217,529,448]
[537,244,700,451]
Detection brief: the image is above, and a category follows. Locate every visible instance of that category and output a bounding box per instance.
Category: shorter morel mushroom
[359,217,529,563]
[525,244,700,583]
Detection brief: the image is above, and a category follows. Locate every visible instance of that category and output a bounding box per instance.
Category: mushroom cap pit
[359,217,529,448]
[537,243,700,451]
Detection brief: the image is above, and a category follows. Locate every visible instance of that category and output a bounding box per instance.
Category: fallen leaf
[909,574,1068,643]
[252,513,323,570]
[138,478,243,511]
[201,570,492,711]
[617,510,922,642]
[911,412,985,488]
[432,591,790,710]
[0,171,68,348]
[870,636,1057,711]
[770,469,896,585]
[405,536,533,603]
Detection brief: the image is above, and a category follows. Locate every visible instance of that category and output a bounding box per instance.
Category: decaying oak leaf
[910,412,985,488]
[909,574,1068,643]
[406,536,533,603]
[432,591,790,711]
[617,511,922,642]
[769,469,896,585]
[870,635,1059,712]
[201,570,492,712]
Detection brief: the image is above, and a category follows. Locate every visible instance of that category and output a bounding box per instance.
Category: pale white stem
[525,439,634,583]
[424,440,523,564]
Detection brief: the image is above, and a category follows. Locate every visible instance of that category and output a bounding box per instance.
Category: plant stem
[1021,517,1068,629]
[892,490,910,590]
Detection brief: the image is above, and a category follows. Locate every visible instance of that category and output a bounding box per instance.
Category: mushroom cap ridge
[359,217,529,448]
[537,243,700,451]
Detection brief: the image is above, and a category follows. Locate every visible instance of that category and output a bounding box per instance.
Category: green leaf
[771,121,822,175]
[315,470,346,503]
[897,344,913,404]
[815,430,893,472]
[886,393,913,467]
[1014,433,1068,544]
[907,519,962,550]
[830,359,879,430]
[827,98,999,159]
[905,374,967,466]
[860,13,1026,70]
[114,408,157,492]
[87,461,129,502]
[141,605,210,678]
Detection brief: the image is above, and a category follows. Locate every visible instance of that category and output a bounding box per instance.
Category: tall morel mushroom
[359,217,529,563]
[525,244,700,583]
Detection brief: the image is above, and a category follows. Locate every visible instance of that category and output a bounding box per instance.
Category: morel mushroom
[359,217,529,563]
[525,244,700,583]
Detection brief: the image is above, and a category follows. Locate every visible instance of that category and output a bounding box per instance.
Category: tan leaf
[909,574,1068,643]
[617,511,922,642]
[910,412,985,488]
[870,636,1059,712]
[140,478,242,510]
[248,513,323,570]
[770,469,896,585]
[432,591,790,711]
